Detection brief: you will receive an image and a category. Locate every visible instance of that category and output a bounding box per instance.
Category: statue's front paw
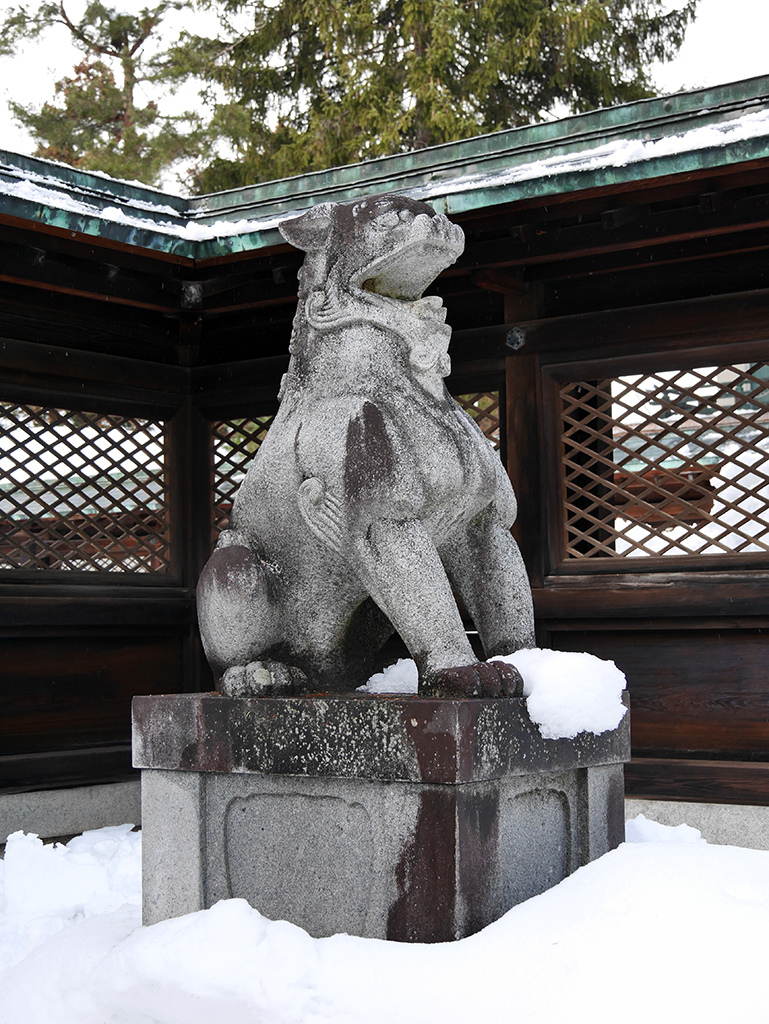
[420,660,524,699]
[219,660,308,697]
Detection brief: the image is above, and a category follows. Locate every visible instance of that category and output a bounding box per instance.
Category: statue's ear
[279,204,336,252]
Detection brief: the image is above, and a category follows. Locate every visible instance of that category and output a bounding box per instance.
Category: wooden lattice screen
[0,402,170,572]
[454,391,502,450]
[559,363,769,563]
[211,415,276,537]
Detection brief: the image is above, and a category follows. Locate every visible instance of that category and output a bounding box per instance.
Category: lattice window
[211,415,275,537]
[454,391,501,450]
[0,402,169,572]
[559,363,769,563]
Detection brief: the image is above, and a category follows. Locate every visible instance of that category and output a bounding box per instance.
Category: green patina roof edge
[190,74,769,217]
[0,148,189,212]
[1,74,769,261]
[189,136,769,260]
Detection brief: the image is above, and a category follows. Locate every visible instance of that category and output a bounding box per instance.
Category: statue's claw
[420,660,524,699]
[219,660,308,697]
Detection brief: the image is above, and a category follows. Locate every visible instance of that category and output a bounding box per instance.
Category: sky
[0,0,221,157]
[0,0,767,165]
[653,0,769,93]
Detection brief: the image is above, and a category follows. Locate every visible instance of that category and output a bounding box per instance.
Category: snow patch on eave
[0,163,183,219]
[0,146,183,198]
[0,172,296,246]
[414,105,769,203]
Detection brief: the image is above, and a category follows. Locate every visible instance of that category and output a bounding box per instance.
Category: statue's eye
[373,210,401,231]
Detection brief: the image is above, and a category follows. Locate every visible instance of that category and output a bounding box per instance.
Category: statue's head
[279,194,465,303]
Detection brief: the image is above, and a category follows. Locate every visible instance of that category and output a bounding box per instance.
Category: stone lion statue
[197,194,534,698]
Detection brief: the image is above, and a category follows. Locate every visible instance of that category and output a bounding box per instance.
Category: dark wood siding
[498,172,769,807]
[3,158,769,804]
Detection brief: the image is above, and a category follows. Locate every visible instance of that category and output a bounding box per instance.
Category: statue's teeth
[413,296,447,322]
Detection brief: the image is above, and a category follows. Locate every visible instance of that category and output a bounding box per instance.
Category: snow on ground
[1,813,768,1023]
[0,825,141,975]
[358,649,628,740]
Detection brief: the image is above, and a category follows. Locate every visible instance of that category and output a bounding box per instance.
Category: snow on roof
[417,105,769,204]
[0,169,286,243]
[2,76,769,259]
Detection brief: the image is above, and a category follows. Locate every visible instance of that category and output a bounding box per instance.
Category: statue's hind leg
[440,503,535,658]
[196,535,294,692]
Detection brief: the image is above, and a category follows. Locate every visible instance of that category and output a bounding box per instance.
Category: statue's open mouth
[358,242,458,301]
[354,215,464,302]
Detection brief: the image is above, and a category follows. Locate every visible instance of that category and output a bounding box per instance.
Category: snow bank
[358,648,627,740]
[1,820,768,1024]
[2,824,140,920]
[625,812,706,845]
[0,824,141,978]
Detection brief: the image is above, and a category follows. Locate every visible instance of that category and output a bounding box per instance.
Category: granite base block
[134,693,630,941]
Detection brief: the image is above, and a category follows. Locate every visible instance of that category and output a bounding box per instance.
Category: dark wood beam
[494,288,769,360]
[528,227,769,284]
[0,336,187,392]
[456,189,769,274]
[0,746,135,794]
[0,239,180,313]
[0,281,176,359]
[625,758,769,806]
[535,572,769,619]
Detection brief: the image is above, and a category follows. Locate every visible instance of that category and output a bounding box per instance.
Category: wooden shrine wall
[2,157,769,806]
[0,225,196,792]
[502,213,769,808]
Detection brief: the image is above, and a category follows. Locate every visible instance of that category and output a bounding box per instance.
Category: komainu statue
[197,194,534,698]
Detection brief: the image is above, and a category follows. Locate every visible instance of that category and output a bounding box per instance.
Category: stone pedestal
[133,692,630,942]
